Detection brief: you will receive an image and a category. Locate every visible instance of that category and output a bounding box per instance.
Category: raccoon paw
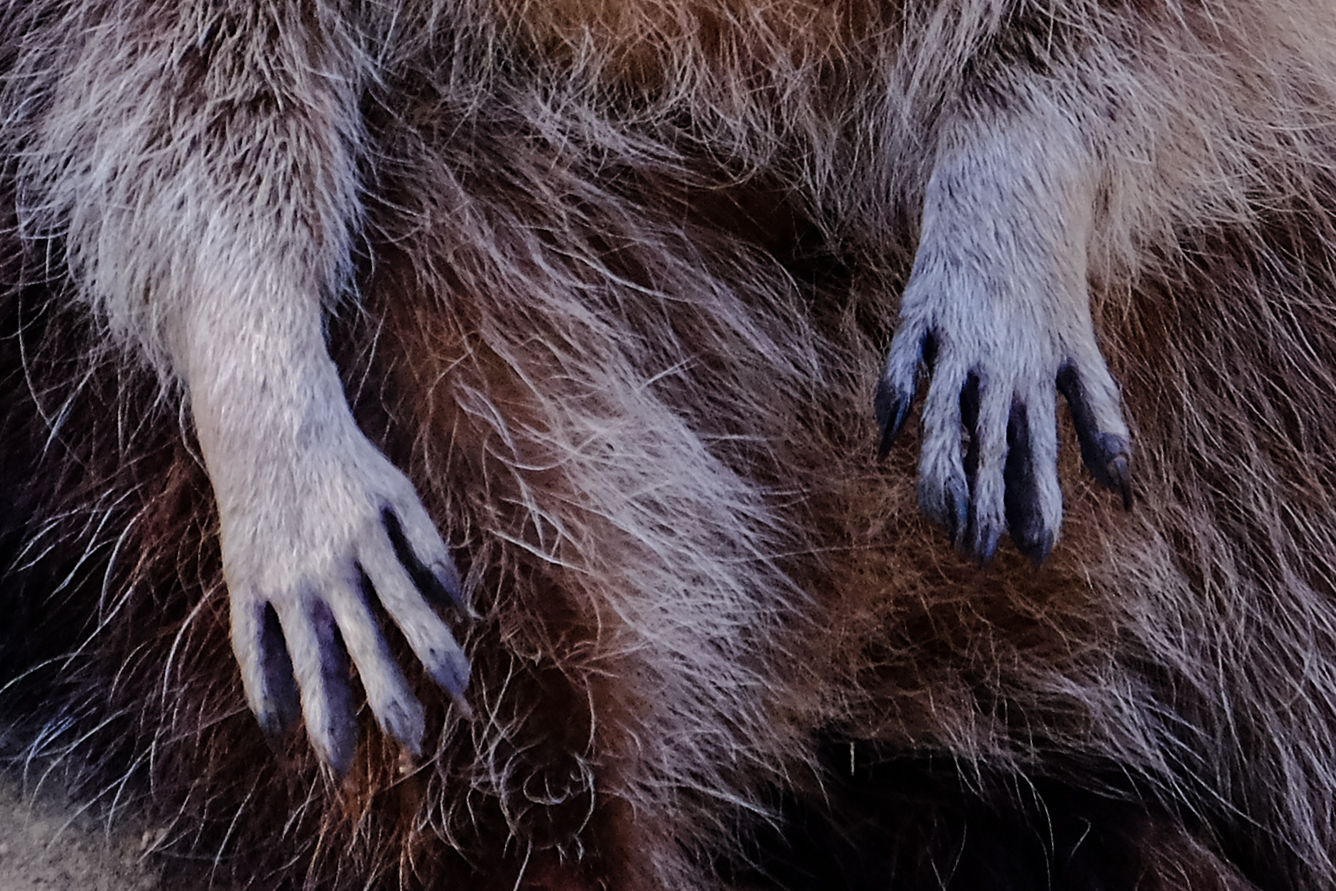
[221,441,470,773]
[876,310,1131,566]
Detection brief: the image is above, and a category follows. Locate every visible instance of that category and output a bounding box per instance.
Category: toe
[917,360,971,544]
[961,374,1009,564]
[1056,360,1132,508]
[231,595,300,739]
[1003,391,1062,565]
[327,567,427,756]
[878,325,932,457]
[277,594,358,774]
[359,531,472,713]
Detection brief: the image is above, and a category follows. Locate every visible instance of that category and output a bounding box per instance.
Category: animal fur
[1,1,1335,889]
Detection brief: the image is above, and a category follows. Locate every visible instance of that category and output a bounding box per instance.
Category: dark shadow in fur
[727,735,1254,891]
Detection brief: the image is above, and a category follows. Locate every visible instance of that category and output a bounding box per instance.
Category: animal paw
[876,282,1131,565]
[219,433,470,773]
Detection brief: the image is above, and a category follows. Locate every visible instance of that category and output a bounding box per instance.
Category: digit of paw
[222,441,470,773]
[878,313,1131,566]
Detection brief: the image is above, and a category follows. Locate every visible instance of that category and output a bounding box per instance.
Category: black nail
[308,598,357,776]
[1004,401,1049,564]
[874,379,911,458]
[1057,364,1133,507]
[257,601,299,738]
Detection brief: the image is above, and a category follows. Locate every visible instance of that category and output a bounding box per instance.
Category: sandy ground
[0,773,162,891]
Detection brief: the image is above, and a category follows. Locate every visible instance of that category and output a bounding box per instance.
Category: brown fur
[3,1,1336,889]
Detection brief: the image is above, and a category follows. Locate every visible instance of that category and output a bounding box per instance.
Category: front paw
[877,295,1131,565]
[221,441,470,773]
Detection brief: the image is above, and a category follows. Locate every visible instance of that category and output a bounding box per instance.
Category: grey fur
[4,1,470,771]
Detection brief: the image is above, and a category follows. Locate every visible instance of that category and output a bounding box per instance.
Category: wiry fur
[2,1,1336,889]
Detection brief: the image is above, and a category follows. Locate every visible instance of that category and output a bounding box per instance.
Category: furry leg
[10,1,469,772]
[878,82,1130,564]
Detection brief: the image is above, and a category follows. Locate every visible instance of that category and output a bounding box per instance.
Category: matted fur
[2,1,1336,889]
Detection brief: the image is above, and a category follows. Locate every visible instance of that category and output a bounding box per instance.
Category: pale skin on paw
[877,98,1132,565]
[181,270,470,774]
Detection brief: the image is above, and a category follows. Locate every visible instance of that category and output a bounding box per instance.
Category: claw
[877,328,935,458]
[359,509,472,725]
[950,481,969,547]
[427,647,474,719]
[917,470,970,546]
[255,601,300,738]
[1057,364,1133,508]
[429,561,468,614]
[875,380,912,458]
[1019,529,1055,567]
[303,598,358,775]
[1093,433,1133,510]
[915,368,975,549]
[974,523,1002,566]
[1003,401,1050,563]
[877,328,941,457]
[1108,449,1132,510]
[950,480,969,547]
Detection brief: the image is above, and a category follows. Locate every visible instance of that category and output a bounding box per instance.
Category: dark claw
[1027,530,1056,567]
[383,508,468,614]
[256,601,300,738]
[920,473,970,546]
[1099,435,1133,510]
[1056,364,1133,507]
[874,378,912,458]
[1003,401,1049,563]
[377,512,473,713]
[876,329,938,457]
[876,327,938,458]
[974,523,1002,566]
[427,648,474,719]
[308,598,357,775]
[945,477,970,547]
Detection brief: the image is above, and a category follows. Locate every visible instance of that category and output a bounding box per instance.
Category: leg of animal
[12,3,468,772]
[877,83,1131,565]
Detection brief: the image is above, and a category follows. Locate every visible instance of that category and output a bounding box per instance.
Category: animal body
[2,1,1336,889]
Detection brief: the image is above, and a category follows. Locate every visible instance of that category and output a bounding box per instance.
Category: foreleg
[878,90,1131,564]
[19,3,468,771]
